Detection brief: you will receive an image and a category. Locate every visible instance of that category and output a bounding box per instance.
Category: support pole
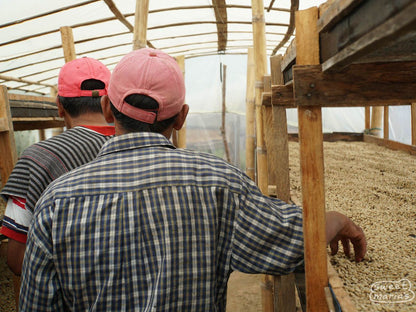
[60,26,76,63]
[221,64,231,162]
[411,103,416,146]
[370,106,383,137]
[245,48,256,181]
[295,7,329,312]
[251,1,272,311]
[133,0,149,50]
[270,55,296,312]
[0,86,19,311]
[365,107,370,131]
[175,55,186,148]
[383,106,389,139]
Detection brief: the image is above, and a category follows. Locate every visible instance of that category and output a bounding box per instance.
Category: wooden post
[365,107,370,131]
[0,86,17,186]
[383,106,389,139]
[370,106,383,137]
[133,0,149,50]
[221,64,231,162]
[269,55,296,312]
[296,7,329,312]
[262,75,277,185]
[175,55,186,148]
[0,86,19,311]
[251,0,272,311]
[411,103,416,146]
[245,48,256,181]
[60,26,76,63]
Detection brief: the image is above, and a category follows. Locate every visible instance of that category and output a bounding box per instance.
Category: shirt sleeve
[231,180,304,275]
[19,197,64,312]
[0,196,32,243]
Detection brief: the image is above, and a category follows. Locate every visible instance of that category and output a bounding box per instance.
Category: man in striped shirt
[20,49,366,311]
[0,57,115,275]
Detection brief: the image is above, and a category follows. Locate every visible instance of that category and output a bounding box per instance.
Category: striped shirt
[0,126,115,242]
[20,132,304,312]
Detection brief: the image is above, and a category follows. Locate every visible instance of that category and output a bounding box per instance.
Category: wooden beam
[317,0,364,33]
[0,86,17,186]
[271,84,295,107]
[271,0,298,56]
[364,134,416,156]
[251,0,273,310]
[270,54,296,312]
[321,0,416,71]
[60,26,76,62]
[295,7,329,312]
[133,0,149,50]
[292,62,416,107]
[245,48,256,180]
[177,56,186,148]
[12,118,64,131]
[0,74,56,90]
[212,0,228,52]
[383,106,389,139]
[412,103,416,146]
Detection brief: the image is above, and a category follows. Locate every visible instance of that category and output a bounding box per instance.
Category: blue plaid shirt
[20,132,304,312]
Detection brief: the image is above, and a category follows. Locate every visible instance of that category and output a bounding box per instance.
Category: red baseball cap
[58,57,111,97]
[108,48,185,124]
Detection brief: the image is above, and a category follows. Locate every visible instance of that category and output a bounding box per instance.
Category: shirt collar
[98,132,176,157]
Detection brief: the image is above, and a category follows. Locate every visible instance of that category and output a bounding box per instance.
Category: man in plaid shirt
[20,48,366,311]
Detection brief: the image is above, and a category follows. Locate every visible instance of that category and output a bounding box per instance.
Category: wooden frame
[259,1,416,311]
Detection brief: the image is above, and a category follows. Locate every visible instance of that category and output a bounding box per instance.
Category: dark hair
[110,94,178,133]
[58,79,105,118]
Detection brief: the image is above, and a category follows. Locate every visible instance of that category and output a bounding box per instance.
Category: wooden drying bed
[260,0,416,311]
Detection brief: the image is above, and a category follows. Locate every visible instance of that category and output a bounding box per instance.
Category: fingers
[330,239,339,255]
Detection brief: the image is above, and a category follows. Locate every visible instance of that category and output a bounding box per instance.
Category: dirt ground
[1,140,415,311]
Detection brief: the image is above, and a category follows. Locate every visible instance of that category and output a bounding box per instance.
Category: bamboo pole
[411,103,416,146]
[251,1,272,311]
[221,64,231,162]
[370,106,383,137]
[175,55,186,148]
[245,48,256,180]
[383,106,389,139]
[60,26,76,63]
[365,107,370,131]
[133,0,149,50]
[296,7,329,312]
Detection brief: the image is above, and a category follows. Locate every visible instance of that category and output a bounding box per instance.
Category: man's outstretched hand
[326,211,367,262]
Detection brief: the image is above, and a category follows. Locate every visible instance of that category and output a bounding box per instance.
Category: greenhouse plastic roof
[0,0,326,96]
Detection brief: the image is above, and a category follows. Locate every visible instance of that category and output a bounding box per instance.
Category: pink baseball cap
[108,48,185,124]
[58,57,111,97]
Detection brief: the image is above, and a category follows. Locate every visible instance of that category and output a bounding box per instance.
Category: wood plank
[270,54,296,312]
[271,84,295,107]
[60,26,76,62]
[0,117,8,132]
[321,0,416,71]
[363,134,416,155]
[12,117,64,131]
[0,86,17,187]
[412,103,416,146]
[133,0,149,50]
[293,62,416,107]
[317,0,364,33]
[327,260,358,312]
[8,93,55,103]
[295,7,329,312]
[245,48,256,180]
